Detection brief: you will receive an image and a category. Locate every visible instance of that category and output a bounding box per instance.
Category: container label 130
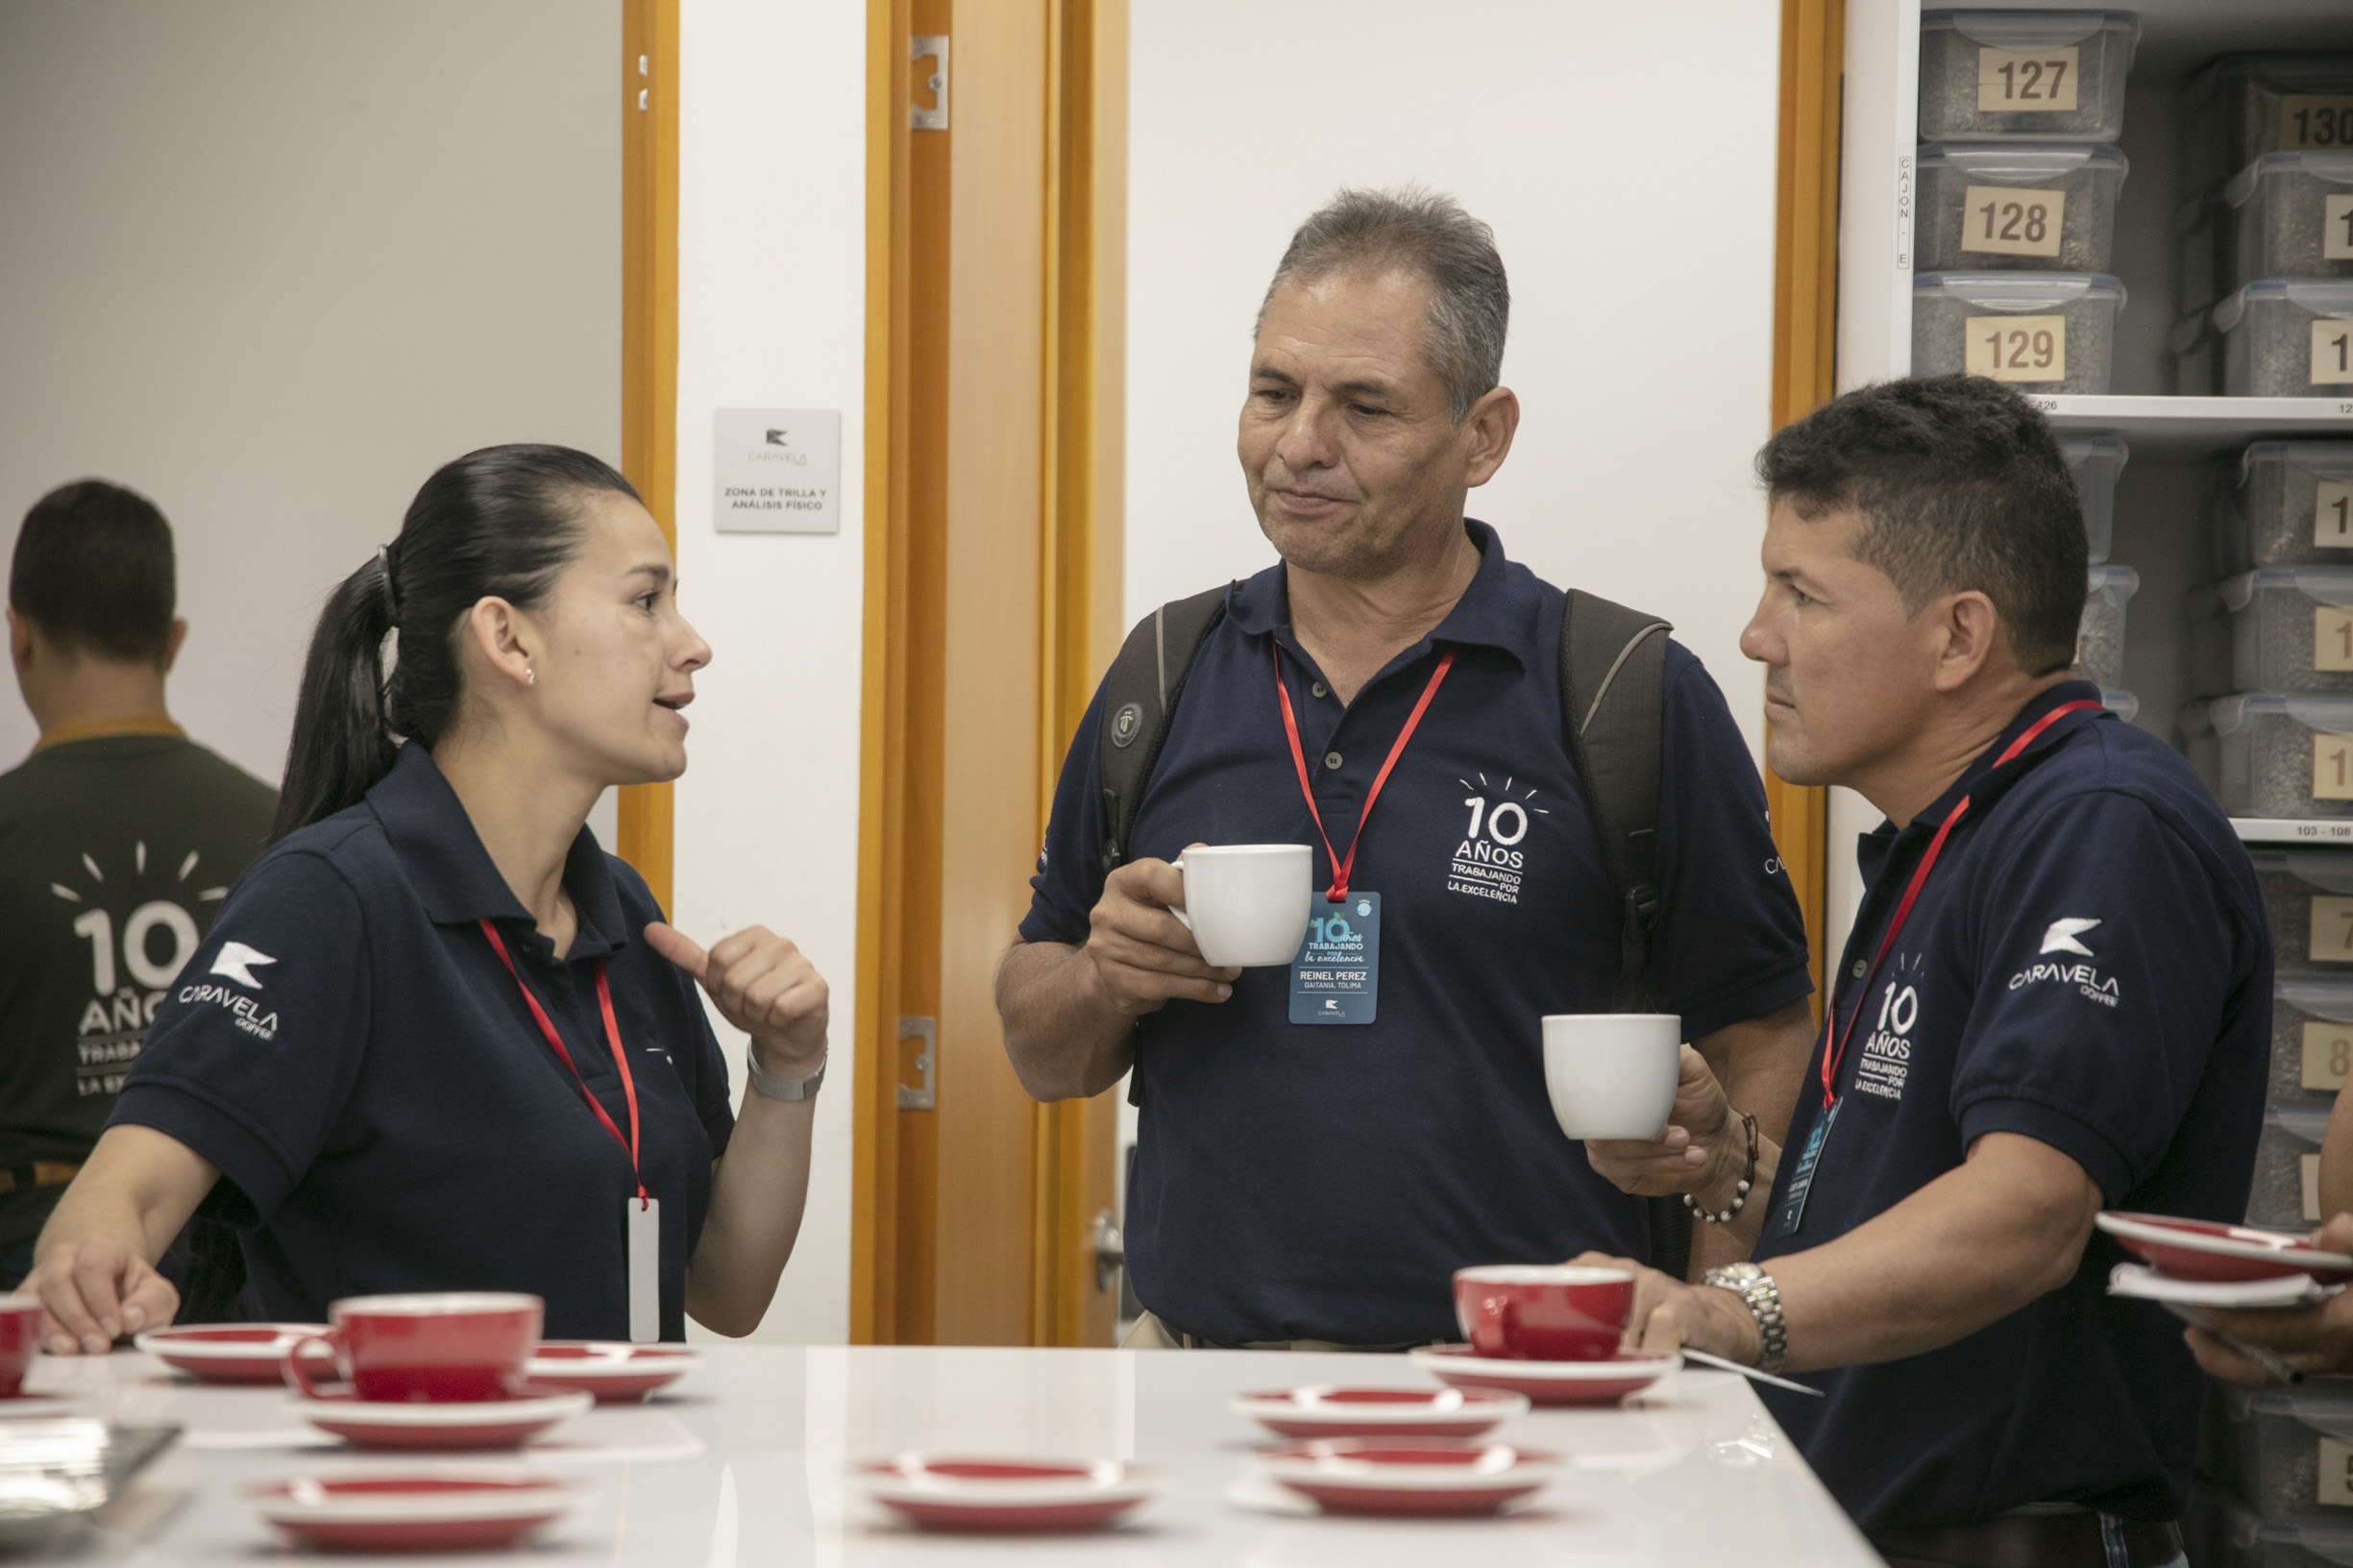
[1976,47,2077,113]
[2283,98,2353,153]
[1961,185,2063,257]
[1964,315,2066,382]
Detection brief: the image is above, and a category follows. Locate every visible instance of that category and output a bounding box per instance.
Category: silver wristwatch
[1702,1262,1788,1374]
[746,1048,826,1102]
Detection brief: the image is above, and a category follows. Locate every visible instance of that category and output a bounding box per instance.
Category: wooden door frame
[619,0,679,908]
[1765,0,1845,1005]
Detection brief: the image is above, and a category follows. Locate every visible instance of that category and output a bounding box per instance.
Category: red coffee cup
[1453,1264,1633,1360]
[0,1294,44,1397]
[286,1292,542,1403]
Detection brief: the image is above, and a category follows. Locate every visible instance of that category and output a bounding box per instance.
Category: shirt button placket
[1323,751,1343,771]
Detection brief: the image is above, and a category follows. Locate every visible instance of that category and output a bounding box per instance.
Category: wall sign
[713,408,840,533]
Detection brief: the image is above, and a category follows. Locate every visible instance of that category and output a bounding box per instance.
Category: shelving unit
[1824,0,2353,951]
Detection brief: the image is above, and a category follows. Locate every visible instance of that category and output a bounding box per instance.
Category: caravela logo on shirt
[2007,917,2120,1008]
[1446,774,1548,906]
[209,943,276,988]
[177,942,282,1041]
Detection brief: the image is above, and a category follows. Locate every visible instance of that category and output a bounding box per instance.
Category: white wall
[671,0,867,1346]
[0,2,620,785]
[1124,0,1785,754]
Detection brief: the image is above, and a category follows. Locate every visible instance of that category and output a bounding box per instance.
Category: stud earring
[526,668,536,687]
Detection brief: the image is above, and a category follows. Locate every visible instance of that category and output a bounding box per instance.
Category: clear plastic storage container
[2192,569,2353,695]
[2184,54,2353,208]
[2199,1485,2353,1567]
[2173,308,2223,395]
[2227,154,2353,290]
[2251,1102,2332,1231]
[2271,969,2353,1101]
[1920,12,2139,143]
[2185,693,2353,819]
[1914,143,2127,274]
[2182,188,2229,317]
[2217,282,2353,397]
[2074,565,2138,689]
[2099,688,2139,723]
[2212,1375,2353,1518]
[2219,444,2353,571]
[2060,432,2126,564]
[1914,273,2125,394]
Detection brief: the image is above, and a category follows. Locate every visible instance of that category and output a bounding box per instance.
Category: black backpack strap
[1097,585,1230,873]
[1557,588,1679,1276]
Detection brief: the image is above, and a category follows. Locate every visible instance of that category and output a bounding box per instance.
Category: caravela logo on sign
[2007,917,2120,1008]
[1447,773,1548,906]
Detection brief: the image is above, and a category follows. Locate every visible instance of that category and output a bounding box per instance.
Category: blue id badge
[1771,1096,1839,1239]
[1289,893,1381,1024]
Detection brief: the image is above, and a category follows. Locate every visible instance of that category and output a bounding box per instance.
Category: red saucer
[1254,1437,1563,1516]
[2096,1213,2353,1285]
[1409,1345,1678,1406]
[854,1454,1159,1532]
[135,1323,328,1384]
[525,1341,697,1403]
[1235,1384,1529,1438]
[285,1385,593,1450]
[244,1471,589,1551]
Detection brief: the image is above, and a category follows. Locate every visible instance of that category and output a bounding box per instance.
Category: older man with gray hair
[994,188,1818,1349]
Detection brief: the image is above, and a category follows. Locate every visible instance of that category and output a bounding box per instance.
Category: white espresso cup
[1542,1014,1683,1140]
[1168,844,1314,968]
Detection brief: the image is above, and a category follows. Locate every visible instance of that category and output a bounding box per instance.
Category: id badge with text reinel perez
[1289,893,1380,1024]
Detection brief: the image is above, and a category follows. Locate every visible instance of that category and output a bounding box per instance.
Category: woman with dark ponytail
[25,444,826,1347]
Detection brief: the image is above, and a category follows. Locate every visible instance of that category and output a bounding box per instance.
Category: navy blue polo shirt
[1020,521,1812,1343]
[1753,681,2270,1529]
[110,744,734,1340]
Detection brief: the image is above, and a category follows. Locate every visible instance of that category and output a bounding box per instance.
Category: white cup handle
[1167,857,1191,930]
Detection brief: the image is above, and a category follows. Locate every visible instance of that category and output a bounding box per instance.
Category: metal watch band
[746,1048,826,1102]
[1703,1262,1789,1375]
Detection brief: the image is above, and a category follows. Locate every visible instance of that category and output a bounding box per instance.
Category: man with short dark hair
[1583,377,2267,1566]
[0,480,275,1288]
[994,187,1819,1348]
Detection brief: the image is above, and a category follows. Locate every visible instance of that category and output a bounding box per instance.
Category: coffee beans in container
[2059,433,2127,565]
[2222,153,2353,291]
[2190,569,2353,696]
[1916,143,2128,274]
[1914,273,2124,395]
[2185,693,2353,819]
[2266,968,2353,1102]
[2215,281,2353,397]
[2216,442,2353,571]
[2182,53,2353,210]
[1919,11,2139,143]
[2073,566,2138,690]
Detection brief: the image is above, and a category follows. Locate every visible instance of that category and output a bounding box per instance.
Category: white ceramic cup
[1541,1014,1683,1140]
[1168,844,1314,968]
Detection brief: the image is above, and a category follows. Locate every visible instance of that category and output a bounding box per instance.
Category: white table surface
[15,1343,1882,1564]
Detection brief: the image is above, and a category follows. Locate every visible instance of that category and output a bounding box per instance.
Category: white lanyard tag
[626,1196,660,1342]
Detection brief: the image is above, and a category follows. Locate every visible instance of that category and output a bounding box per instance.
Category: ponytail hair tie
[376,545,401,619]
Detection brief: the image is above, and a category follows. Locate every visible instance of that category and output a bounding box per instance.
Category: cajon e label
[2322,1436,2353,1507]
[2305,1019,2353,1090]
[2316,733,2353,800]
[2319,481,2353,550]
[1977,47,2078,112]
[2319,607,2353,672]
[1965,315,2067,382]
[1961,186,2064,257]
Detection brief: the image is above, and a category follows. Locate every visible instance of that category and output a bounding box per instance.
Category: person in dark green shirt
[0,481,275,1286]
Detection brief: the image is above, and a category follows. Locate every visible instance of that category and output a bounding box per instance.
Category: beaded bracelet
[1682,1111,1760,1225]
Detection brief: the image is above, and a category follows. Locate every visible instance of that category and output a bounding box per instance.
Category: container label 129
[2284,98,2353,152]
[2328,195,2353,262]
[1964,314,2066,381]
[1961,185,2064,257]
[2315,733,2353,800]
[2316,321,2353,386]
[2305,1017,2353,1090]
[1977,46,2077,112]
[2319,480,2353,549]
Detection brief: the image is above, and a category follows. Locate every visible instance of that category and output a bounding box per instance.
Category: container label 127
[1977,46,2077,112]
[2316,321,2353,386]
[1961,185,2064,257]
[2284,97,2353,152]
[1964,314,2066,382]
[2318,480,2353,549]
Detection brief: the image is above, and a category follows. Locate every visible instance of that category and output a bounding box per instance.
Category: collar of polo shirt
[1224,519,1542,674]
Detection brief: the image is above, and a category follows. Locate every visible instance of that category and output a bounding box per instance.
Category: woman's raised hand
[645,923,828,1076]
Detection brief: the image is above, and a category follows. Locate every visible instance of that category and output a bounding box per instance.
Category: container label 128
[1961,185,2064,257]
[2315,733,2353,800]
[2316,321,2353,386]
[1964,314,2066,381]
[2305,1017,2353,1090]
[2284,98,2353,152]
[2318,480,2353,549]
[1977,47,2077,112]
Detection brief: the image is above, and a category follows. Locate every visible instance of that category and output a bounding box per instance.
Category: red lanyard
[479,918,648,1206]
[1817,699,2103,1109]
[1275,644,1457,901]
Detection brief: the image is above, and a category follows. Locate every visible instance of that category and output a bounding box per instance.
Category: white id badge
[626,1196,660,1343]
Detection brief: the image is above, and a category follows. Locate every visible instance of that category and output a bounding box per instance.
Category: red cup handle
[283,1333,342,1398]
